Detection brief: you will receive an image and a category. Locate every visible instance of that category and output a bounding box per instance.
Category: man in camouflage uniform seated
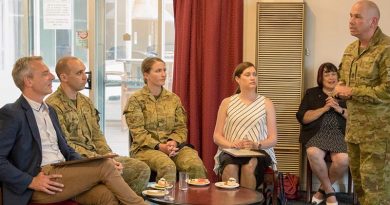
[123,57,207,182]
[46,56,150,195]
[335,1,390,204]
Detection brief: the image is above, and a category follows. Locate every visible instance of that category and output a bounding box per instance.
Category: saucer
[188,178,210,186]
[215,182,239,189]
[142,190,168,198]
[149,182,174,190]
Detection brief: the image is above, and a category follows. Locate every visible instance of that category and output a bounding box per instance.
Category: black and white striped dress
[213,94,277,174]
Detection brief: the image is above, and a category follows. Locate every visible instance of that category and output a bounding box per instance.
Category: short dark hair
[317,62,338,87]
[55,56,81,81]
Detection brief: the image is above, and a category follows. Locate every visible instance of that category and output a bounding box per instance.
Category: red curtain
[173,0,243,181]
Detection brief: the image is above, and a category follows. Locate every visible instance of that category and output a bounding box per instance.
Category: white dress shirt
[24,95,65,166]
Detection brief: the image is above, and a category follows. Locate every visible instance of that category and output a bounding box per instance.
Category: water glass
[164,180,175,201]
[179,172,189,190]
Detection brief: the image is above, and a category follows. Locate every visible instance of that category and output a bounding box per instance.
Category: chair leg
[348,169,352,194]
[272,170,278,205]
[306,158,312,203]
[347,168,360,205]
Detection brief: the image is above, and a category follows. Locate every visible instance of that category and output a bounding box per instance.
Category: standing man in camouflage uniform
[335,1,390,204]
[124,57,207,182]
[46,56,150,195]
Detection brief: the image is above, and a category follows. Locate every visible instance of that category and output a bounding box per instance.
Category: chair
[1,183,78,205]
[263,164,284,205]
[29,201,78,205]
[306,157,358,204]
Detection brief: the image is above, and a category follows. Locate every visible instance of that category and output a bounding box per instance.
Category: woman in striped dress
[213,62,277,190]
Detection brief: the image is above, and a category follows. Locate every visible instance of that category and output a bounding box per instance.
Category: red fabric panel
[173,0,243,182]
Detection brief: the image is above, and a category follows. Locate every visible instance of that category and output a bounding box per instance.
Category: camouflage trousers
[115,156,150,195]
[347,141,390,205]
[134,146,207,182]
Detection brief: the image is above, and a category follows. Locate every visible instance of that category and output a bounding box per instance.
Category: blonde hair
[12,56,43,91]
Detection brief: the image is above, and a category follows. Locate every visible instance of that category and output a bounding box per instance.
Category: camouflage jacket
[339,27,390,143]
[46,87,112,157]
[123,86,187,155]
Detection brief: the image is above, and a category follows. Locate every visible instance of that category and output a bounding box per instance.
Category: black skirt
[306,111,347,153]
[218,150,272,187]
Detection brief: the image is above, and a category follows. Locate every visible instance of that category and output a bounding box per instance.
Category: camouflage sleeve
[92,133,112,155]
[351,48,390,104]
[168,97,188,144]
[90,107,112,155]
[50,105,100,158]
[123,96,160,150]
[338,61,346,83]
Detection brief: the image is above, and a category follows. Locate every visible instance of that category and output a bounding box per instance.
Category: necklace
[323,89,334,97]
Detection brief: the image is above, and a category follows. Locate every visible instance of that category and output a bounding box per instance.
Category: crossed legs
[307,147,348,204]
[31,159,146,205]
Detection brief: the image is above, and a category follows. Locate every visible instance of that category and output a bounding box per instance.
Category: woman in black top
[296,62,348,205]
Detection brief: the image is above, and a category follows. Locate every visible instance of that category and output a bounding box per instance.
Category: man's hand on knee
[112,159,124,174]
[29,171,64,194]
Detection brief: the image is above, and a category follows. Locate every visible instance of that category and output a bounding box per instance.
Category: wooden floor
[282,191,358,205]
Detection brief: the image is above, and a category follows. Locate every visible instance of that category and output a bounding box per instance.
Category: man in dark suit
[0,56,146,205]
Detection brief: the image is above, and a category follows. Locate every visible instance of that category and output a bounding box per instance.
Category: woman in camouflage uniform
[124,57,207,182]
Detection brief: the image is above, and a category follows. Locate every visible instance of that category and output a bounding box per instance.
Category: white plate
[215,182,240,189]
[142,190,168,198]
[187,179,210,186]
[149,182,173,190]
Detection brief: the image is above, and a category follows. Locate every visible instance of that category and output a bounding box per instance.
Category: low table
[144,182,264,205]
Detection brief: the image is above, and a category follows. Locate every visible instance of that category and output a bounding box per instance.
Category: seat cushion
[29,200,78,205]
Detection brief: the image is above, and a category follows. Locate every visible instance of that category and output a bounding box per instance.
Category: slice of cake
[156,178,167,187]
[225,177,237,186]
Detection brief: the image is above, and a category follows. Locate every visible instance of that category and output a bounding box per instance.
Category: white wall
[303,0,390,88]
[244,0,390,89]
[244,0,390,191]
[303,0,390,192]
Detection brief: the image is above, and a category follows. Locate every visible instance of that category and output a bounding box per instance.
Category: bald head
[349,0,381,42]
[55,56,82,81]
[354,0,380,21]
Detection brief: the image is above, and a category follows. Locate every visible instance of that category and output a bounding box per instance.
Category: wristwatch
[154,143,160,150]
[257,142,262,150]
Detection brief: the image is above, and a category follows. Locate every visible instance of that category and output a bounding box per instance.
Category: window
[0,0,28,106]
[33,0,89,95]
[104,0,175,155]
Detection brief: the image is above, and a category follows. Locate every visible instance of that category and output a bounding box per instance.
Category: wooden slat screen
[256,2,304,175]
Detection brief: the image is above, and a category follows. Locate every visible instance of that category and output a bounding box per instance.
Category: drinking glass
[179,172,189,191]
[164,180,175,201]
